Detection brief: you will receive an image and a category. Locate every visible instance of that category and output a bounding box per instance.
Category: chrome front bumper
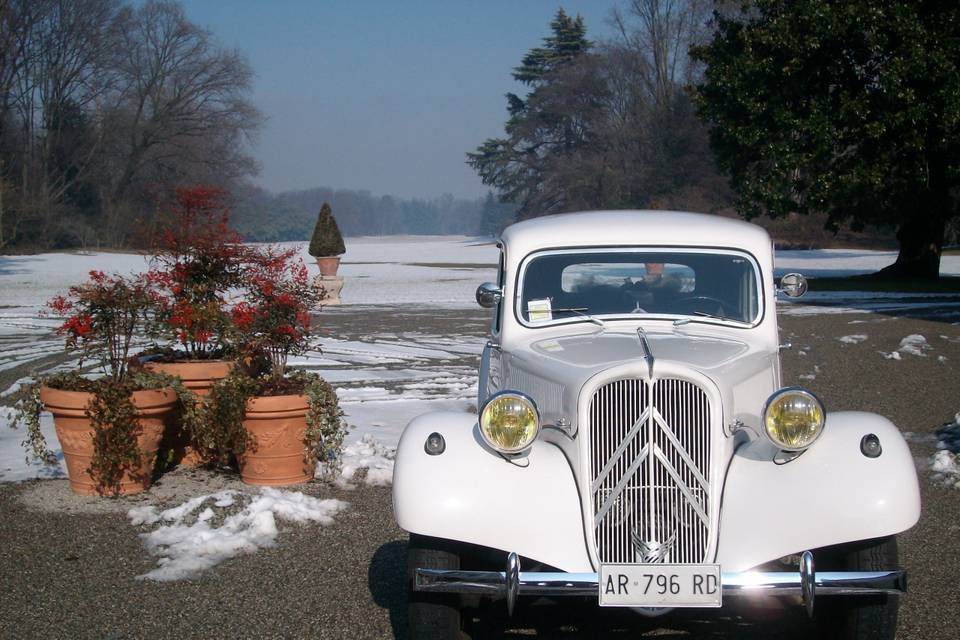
[414,551,906,617]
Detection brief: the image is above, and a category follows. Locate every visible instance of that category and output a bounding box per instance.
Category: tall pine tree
[467,9,592,218]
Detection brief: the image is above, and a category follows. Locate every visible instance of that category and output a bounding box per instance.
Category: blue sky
[179,1,621,199]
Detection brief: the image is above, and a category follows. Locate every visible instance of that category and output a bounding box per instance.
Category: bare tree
[610,0,712,109]
[1,0,123,247]
[97,0,260,244]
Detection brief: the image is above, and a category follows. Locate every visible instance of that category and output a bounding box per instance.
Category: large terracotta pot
[315,255,341,277]
[39,386,176,496]
[144,359,234,466]
[143,359,234,397]
[238,394,314,486]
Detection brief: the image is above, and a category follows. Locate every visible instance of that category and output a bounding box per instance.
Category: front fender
[393,412,592,572]
[716,411,921,572]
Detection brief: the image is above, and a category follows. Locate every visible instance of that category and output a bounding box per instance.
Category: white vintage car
[393,211,920,639]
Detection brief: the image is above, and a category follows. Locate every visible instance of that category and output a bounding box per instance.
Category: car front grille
[589,377,714,564]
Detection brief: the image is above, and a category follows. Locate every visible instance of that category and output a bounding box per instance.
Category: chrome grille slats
[589,377,713,565]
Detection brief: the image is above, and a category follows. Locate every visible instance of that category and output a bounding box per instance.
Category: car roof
[500,210,772,261]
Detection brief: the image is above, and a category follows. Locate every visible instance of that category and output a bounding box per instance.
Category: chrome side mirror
[779,273,808,298]
[476,282,503,308]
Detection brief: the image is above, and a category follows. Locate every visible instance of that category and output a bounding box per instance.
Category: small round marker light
[860,433,882,458]
[424,432,446,455]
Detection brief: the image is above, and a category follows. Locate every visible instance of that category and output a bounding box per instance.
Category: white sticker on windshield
[527,298,553,323]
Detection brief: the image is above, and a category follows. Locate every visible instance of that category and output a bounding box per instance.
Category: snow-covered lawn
[776,248,960,278]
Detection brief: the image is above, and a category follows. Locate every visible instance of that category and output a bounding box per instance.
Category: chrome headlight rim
[762,386,825,452]
[479,390,541,455]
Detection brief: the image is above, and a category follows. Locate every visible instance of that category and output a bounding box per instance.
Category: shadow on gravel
[469,600,814,639]
[369,540,409,639]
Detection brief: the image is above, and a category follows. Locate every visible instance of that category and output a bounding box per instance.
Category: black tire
[407,534,464,640]
[814,536,900,640]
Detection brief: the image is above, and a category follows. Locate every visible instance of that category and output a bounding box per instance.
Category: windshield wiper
[692,311,750,325]
[550,307,606,328]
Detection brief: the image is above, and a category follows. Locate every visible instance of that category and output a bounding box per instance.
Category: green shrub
[307,203,346,257]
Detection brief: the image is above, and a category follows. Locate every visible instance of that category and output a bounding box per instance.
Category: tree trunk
[876,194,949,280]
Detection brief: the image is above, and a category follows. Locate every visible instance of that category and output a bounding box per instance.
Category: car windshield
[518,249,761,326]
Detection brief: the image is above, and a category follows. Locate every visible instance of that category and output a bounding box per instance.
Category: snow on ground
[899,334,931,356]
[335,435,396,488]
[128,488,349,581]
[777,291,960,318]
[775,249,960,278]
[0,407,65,482]
[930,414,960,489]
[300,236,497,309]
[838,334,868,344]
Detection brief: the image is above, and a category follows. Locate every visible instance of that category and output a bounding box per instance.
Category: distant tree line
[0,0,260,250]
[230,185,512,242]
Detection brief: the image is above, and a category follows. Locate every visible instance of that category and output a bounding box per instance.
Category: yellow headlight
[480,392,540,454]
[763,388,825,451]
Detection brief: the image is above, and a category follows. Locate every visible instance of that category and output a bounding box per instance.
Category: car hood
[527,329,749,372]
[501,328,778,432]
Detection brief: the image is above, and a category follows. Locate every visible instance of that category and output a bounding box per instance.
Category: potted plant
[142,186,248,394]
[307,202,346,277]
[203,248,346,485]
[11,271,182,496]
[139,186,254,464]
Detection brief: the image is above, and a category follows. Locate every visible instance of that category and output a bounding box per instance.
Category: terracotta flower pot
[144,359,234,466]
[238,394,315,486]
[315,255,341,277]
[143,359,235,397]
[39,385,176,496]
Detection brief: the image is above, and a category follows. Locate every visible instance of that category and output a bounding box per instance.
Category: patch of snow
[130,488,348,581]
[776,249,960,278]
[929,418,960,489]
[880,351,902,360]
[799,374,816,380]
[899,334,931,357]
[931,450,958,473]
[337,386,395,402]
[938,355,948,363]
[838,334,868,344]
[0,408,66,482]
[336,434,396,487]
[342,397,473,449]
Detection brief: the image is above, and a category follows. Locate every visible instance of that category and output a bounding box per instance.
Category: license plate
[598,564,722,607]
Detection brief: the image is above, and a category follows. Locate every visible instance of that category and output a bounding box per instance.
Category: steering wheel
[672,295,730,316]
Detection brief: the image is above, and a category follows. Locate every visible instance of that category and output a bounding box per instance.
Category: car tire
[407,534,465,640]
[813,536,900,640]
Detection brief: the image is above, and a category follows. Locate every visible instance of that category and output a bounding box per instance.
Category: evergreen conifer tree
[467,9,592,218]
[308,203,346,257]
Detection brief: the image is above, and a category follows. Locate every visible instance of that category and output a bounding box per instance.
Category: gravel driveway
[2,309,958,639]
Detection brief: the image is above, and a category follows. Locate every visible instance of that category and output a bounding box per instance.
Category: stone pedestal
[319,275,344,305]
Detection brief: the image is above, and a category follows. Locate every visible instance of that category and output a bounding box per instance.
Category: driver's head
[644,262,664,283]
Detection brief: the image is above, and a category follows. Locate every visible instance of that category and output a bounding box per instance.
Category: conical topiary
[308,203,346,257]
